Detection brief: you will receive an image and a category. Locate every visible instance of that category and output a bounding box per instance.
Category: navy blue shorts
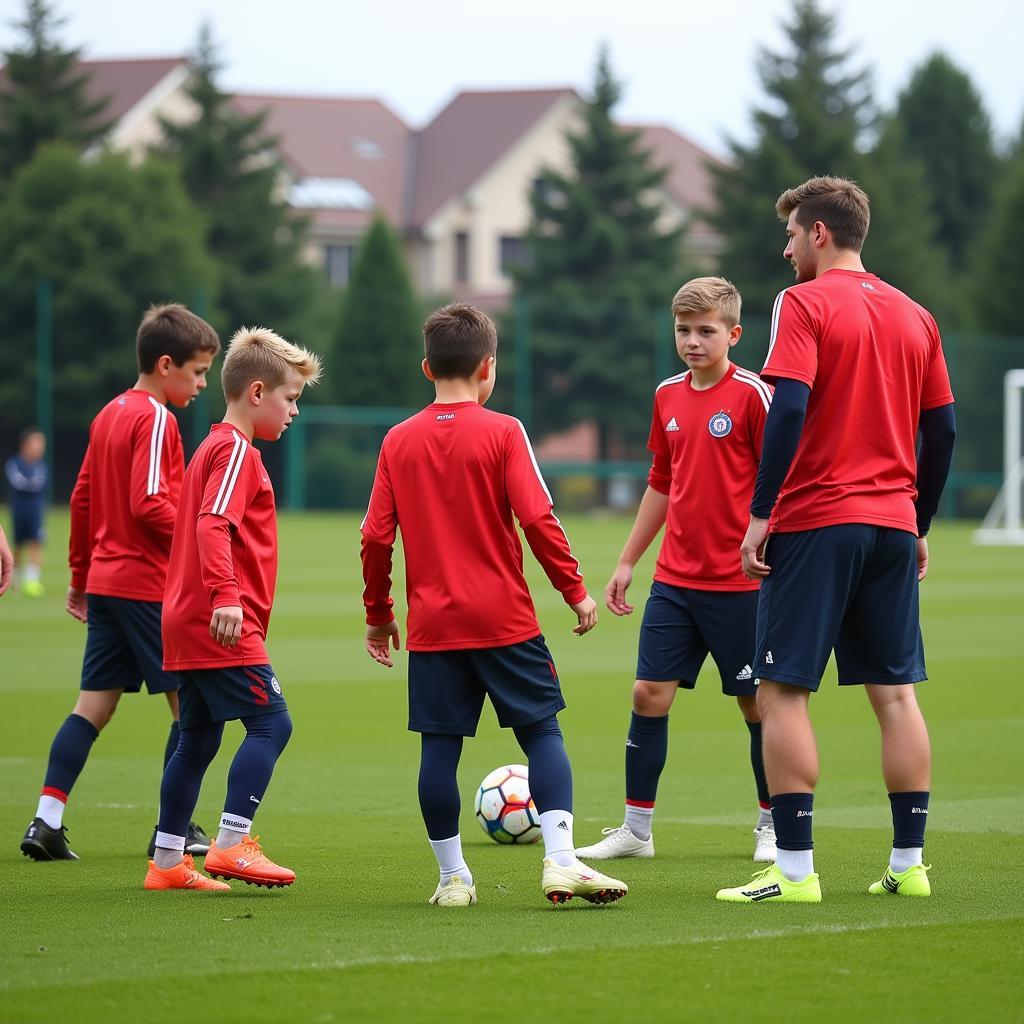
[754,525,926,691]
[80,595,179,694]
[13,508,44,545]
[407,635,565,736]
[177,664,287,727]
[636,582,758,696]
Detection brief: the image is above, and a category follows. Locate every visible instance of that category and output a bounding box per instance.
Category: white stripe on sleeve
[764,289,789,368]
[146,397,168,496]
[733,368,773,412]
[211,432,248,515]
[514,418,553,503]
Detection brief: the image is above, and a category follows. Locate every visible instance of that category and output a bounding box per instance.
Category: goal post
[974,369,1024,545]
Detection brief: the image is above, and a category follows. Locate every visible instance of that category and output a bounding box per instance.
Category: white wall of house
[105,65,197,159]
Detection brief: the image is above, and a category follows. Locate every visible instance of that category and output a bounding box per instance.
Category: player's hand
[571,594,597,636]
[740,516,771,579]
[66,586,88,623]
[0,527,13,597]
[366,620,401,667]
[605,564,635,616]
[210,605,243,647]
[916,537,929,581]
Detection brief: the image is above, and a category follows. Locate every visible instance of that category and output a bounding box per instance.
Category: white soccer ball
[474,764,541,844]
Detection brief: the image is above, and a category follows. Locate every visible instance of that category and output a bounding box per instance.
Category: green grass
[1,512,1022,1023]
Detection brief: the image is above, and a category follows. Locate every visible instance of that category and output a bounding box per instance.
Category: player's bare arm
[210,605,243,647]
[606,487,669,615]
[571,594,597,636]
[365,620,401,667]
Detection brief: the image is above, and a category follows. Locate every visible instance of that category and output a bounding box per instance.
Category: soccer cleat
[541,858,628,905]
[753,824,778,863]
[20,818,79,861]
[146,821,211,858]
[204,835,295,888]
[428,875,478,907]
[716,863,821,903]
[868,863,931,897]
[144,854,230,891]
[575,825,654,860]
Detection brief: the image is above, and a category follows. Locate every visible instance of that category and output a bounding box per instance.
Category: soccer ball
[474,764,541,844]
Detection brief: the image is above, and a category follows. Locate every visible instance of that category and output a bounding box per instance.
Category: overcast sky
[2,0,1020,157]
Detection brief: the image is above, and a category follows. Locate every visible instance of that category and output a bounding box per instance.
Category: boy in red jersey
[20,304,219,863]
[576,278,775,864]
[361,303,628,908]
[144,327,321,892]
[717,176,955,905]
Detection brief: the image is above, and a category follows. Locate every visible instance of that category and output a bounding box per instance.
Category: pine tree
[0,0,112,179]
[157,23,324,345]
[513,47,684,459]
[971,154,1024,335]
[331,216,423,407]
[894,53,998,272]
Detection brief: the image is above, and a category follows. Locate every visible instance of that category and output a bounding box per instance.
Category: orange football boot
[204,835,295,888]
[144,854,231,891]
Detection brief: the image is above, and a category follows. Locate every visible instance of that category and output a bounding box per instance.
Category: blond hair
[775,176,870,251]
[671,277,742,328]
[221,326,322,401]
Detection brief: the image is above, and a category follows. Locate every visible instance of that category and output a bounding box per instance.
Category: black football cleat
[21,818,79,861]
[147,821,212,857]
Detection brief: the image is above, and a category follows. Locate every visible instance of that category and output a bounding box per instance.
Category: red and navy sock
[42,714,99,800]
[624,712,668,840]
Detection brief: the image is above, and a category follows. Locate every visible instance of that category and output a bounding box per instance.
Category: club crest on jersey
[708,411,732,437]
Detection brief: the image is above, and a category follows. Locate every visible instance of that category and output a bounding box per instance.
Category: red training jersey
[761,269,954,534]
[69,388,183,601]
[162,423,278,670]
[648,363,771,591]
[360,402,587,652]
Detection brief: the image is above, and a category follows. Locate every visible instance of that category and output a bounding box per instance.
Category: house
[4,56,725,306]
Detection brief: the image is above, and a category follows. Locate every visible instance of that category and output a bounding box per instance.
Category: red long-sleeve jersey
[361,402,586,651]
[162,423,277,670]
[69,389,182,600]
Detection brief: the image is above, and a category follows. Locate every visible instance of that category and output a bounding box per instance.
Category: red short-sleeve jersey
[761,269,954,534]
[162,423,278,669]
[69,389,183,601]
[360,402,586,651]
[648,364,771,591]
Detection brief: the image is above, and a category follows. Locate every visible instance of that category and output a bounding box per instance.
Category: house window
[454,232,470,283]
[325,244,356,287]
[499,236,527,276]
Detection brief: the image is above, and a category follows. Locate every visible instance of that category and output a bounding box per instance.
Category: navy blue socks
[514,717,572,813]
[418,733,464,840]
[42,714,99,798]
[157,721,225,838]
[221,710,294,826]
[163,720,180,769]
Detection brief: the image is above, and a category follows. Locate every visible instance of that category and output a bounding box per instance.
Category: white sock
[429,834,472,885]
[36,795,65,830]
[624,803,654,841]
[540,810,575,867]
[25,564,41,584]
[153,831,186,869]
[776,847,814,882]
[889,847,923,873]
[757,806,774,829]
[217,812,252,849]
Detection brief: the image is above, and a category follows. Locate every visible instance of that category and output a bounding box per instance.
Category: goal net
[974,369,1024,545]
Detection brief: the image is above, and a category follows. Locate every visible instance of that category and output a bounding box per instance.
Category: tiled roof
[409,88,577,227]
[232,93,410,224]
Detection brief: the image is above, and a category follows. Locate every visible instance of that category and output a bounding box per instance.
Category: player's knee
[632,680,673,716]
[244,710,292,754]
[513,716,562,753]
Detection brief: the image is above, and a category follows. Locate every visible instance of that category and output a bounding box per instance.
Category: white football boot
[752,824,778,863]
[575,824,654,860]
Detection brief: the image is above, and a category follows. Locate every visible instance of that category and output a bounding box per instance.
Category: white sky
[2,0,1020,157]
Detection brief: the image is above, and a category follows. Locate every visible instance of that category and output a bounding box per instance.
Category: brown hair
[671,277,742,328]
[423,303,498,379]
[221,326,323,400]
[775,176,871,252]
[136,303,220,373]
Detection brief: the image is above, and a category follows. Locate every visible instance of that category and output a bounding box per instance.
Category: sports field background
[1,512,1022,1023]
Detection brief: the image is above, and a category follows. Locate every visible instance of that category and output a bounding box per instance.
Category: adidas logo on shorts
[736,664,753,681]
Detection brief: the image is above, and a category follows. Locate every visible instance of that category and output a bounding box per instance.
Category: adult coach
[717,176,956,904]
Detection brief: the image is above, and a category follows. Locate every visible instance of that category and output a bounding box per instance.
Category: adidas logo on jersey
[665,417,679,432]
[736,664,753,681]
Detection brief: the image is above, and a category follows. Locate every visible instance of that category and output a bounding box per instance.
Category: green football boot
[868,863,931,897]
[716,863,822,903]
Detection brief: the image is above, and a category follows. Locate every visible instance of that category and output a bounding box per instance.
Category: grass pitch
[1,512,1022,1023]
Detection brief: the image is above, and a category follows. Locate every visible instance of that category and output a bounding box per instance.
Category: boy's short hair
[221,326,323,401]
[136,303,221,373]
[671,277,742,328]
[423,303,498,380]
[776,176,871,252]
